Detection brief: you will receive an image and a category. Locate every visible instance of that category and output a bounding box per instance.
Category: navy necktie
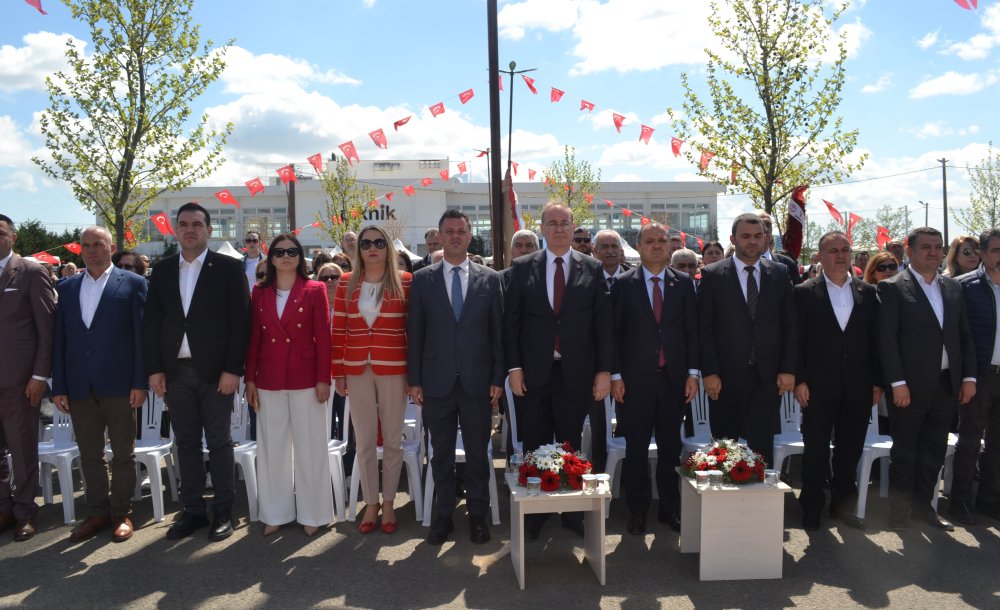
[451,267,464,321]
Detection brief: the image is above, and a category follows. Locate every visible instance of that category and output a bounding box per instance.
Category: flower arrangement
[518,441,593,491]
[681,438,766,485]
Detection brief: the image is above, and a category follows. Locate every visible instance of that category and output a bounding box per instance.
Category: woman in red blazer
[245,233,333,537]
[332,225,412,534]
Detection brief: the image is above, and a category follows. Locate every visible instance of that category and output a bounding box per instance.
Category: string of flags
[821,198,894,250]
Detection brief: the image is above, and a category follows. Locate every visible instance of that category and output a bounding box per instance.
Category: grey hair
[671,248,697,264]
[510,229,539,249]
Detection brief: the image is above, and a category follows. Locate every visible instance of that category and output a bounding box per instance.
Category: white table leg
[679,477,701,553]
[511,496,525,589]
[583,497,606,585]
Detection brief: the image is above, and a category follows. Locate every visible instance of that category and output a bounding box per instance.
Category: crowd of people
[0,202,998,553]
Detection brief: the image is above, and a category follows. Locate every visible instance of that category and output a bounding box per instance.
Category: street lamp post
[504,61,537,179]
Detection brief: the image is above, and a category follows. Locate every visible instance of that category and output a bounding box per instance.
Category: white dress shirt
[823,272,854,332]
[0,251,12,275]
[243,254,263,292]
[737,259,763,302]
[988,273,1000,366]
[177,249,208,359]
[358,281,382,328]
[442,258,470,306]
[79,265,113,328]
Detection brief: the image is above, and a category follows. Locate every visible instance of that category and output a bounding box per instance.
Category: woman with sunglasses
[863,251,899,285]
[116,250,148,278]
[331,225,412,535]
[331,252,352,274]
[244,233,334,537]
[944,235,980,277]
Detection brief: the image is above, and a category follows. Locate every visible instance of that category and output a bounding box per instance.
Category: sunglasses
[959,248,978,256]
[574,237,592,244]
[319,274,341,282]
[120,264,135,271]
[875,262,898,272]
[245,238,259,243]
[255,272,267,280]
[359,238,388,250]
[271,247,301,258]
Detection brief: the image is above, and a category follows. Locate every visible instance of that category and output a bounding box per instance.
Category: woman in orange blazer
[332,225,411,534]
[245,233,333,537]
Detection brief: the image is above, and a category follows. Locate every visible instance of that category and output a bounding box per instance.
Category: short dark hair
[262,233,309,288]
[438,209,471,230]
[818,231,850,250]
[176,202,211,225]
[245,230,261,240]
[573,227,590,235]
[980,228,1000,252]
[906,226,942,248]
[731,213,762,236]
[0,213,14,230]
[701,240,724,255]
[424,227,440,239]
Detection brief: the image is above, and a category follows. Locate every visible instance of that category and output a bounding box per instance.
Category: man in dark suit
[143,202,250,541]
[411,228,442,272]
[610,222,699,535]
[408,210,504,546]
[794,231,882,531]
[698,212,797,464]
[0,214,57,541]
[878,226,977,531]
[52,226,147,542]
[504,202,614,540]
[756,210,804,285]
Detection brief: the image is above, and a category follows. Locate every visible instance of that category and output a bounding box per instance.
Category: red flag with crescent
[245,177,265,197]
[429,102,445,117]
[528,169,536,181]
[877,226,893,250]
[368,129,388,150]
[476,149,489,158]
[385,192,394,202]
[640,216,650,226]
[604,199,614,208]
[550,87,564,102]
[823,199,843,224]
[276,165,297,184]
[459,88,475,104]
[511,161,518,176]
[697,238,705,249]
[671,137,683,157]
[612,113,625,133]
[639,125,654,145]
[404,185,416,196]
[64,242,81,254]
[393,116,411,131]
[522,75,537,94]
[457,162,467,174]
[580,99,595,112]
[215,189,239,208]
[25,0,47,15]
[421,177,433,187]
[847,212,862,244]
[32,252,58,264]
[699,151,715,171]
[339,141,360,164]
[307,153,323,175]
[151,213,175,236]
[439,169,449,181]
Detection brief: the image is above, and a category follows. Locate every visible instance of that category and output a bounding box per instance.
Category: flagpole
[487,0,506,268]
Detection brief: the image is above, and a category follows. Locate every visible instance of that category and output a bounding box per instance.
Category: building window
[373,162,401,172]
[418,160,441,169]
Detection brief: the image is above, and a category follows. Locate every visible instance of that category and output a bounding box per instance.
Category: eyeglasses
[271,247,301,258]
[875,262,899,272]
[255,272,267,280]
[545,221,572,231]
[120,264,135,271]
[319,274,341,282]
[245,238,259,244]
[359,238,388,250]
[573,237,592,244]
[959,248,978,256]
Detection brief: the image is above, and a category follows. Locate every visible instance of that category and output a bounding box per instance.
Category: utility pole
[287,163,296,234]
[504,61,537,179]
[917,200,929,228]
[487,0,505,268]
[938,158,949,244]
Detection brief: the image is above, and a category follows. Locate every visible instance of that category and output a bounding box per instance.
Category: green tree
[803,204,909,257]
[955,142,1000,233]
[32,0,233,251]
[12,220,83,267]
[542,146,601,227]
[315,158,375,245]
[670,0,866,224]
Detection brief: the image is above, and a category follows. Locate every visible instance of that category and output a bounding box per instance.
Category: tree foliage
[802,204,910,261]
[10,220,83,267]
[670,0,866,221]
[955,142,1000,234]
[315,158,375,245]
[542,146,601,227]
[32,0,233,251]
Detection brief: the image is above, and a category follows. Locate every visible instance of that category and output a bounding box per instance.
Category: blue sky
[1,0,998,235]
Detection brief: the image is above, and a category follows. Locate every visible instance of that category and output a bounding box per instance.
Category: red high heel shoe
[358,503,381,535]
[381,504,397,534]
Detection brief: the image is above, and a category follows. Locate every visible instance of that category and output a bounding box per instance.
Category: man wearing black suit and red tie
[698,212,797,464]
[610,222,699,535]
[504,202,614,540]
[794,231,882,531]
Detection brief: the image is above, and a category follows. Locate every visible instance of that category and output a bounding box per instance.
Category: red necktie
[651,276,666,368]
[554,257,565,353]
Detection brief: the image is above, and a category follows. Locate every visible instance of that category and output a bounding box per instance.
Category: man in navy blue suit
[52,226,147,543]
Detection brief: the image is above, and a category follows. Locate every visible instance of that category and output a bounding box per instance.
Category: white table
[505,472,610,589]
[678,470,791,580]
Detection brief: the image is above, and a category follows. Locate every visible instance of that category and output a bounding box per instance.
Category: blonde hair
[346,225,404,300]
[944,235,979,277]
[863,251,896,284]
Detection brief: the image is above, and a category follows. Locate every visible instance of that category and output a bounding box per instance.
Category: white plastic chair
[502,377,524,457]
[421,427,501,526]
[326,396,349,523]
[38,409,82,524]
[346,400,425,522]
[932,433,959,511]
[680,378,713,457]
[855,404,892,519]
[113,390,178,522]
[772,392,805,474]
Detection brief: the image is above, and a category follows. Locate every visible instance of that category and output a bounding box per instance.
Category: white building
[131,158,724,257]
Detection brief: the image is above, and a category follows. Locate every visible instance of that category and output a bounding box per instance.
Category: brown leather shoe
[14,520,36,542]
[112,517,134,542]
[0,512,14,534]
[69,515,113,542]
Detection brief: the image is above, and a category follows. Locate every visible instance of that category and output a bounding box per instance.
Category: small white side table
[678,470,791,580]
[505,472,610,589]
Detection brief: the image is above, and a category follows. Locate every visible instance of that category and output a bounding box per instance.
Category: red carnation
[518,463,539,486]
[729,460,753,482]
[562,440,575,452]
[540,470,562,492]
[697,462,713,471]
[567,473,583,490]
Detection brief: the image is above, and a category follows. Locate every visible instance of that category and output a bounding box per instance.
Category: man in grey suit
[0,214,57,541]
[878,226,977,532]
[408,209,504,546]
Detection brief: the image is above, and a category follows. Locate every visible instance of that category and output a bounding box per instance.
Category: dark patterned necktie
[451,267,463,321]
[651,277,666,368]
[745,265,758,320]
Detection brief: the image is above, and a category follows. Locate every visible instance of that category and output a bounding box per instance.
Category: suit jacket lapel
[460,264,481,323]
[91,268,125,327]
[812,276,841,333]
[432,263,455,321]
[0,256,18,294]
[725,258,753,321]
[635,268,657,326]
[531,252,553,315]
[188,251,217,316]
[900,270,938,326]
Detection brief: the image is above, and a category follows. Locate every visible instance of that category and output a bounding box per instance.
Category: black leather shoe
[166,511,210,540]
[948,501,978,526]
[926,508,955,532]
[626,514,646,535]
[838,513,866,530]
[802,513,821,532]
[469,516,490,544]
[525,516,544,541]
[976,500,1000,521]
[658,512,681,532]
[561,516,585,538]
[208,510,234,541]
[426,516,454,546]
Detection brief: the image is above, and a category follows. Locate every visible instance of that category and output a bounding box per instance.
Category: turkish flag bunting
[671,137,684,157]
[311,221,321,227]
[393,116,412,131]
[585,192,594,204]
[369,200,378,209]
[293,227,303,236]
[580,99,595,112]
[125,222,134,243]
[457,161,467,174]
[498,75,503,91]
[368,129,388,150]
[215,189,240,207]
[245,177,265,197]
[604,199,614,207]
[846,212,862,244]
[476,149,489,158]
[385,192,394,202]
[522,75,538,94]
[697,238,705,249]
[550,87,564,103]
[25,0,47,15]
[307,153,323,175]
[64,242,81,254]
[151,212,175,236]
[276,165,297,184]
[639,125,654,144]
[876,227,893,250]
[612,113,626,133]
[640,216,650,226]
[339,140,361,164]
[404,185,416,196]
[459,88,475,104]
[439,169,449,181]
[699,151,715,171]
[679,231,687,244]
[954,0,977,9]
[32,252,58,264]
[331,215,341,226]
[823,199,843,224]
[731,163,741,183]
[528,169,536,181]
[421,177,433,186]
[623,209,632,217]
[877,225,891,235]
[429,102,446,117]
[511,161,518,176]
